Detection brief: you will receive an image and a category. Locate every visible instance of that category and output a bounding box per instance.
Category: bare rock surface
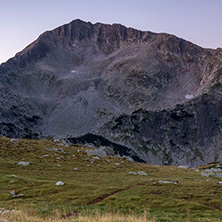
[1,19,222,166]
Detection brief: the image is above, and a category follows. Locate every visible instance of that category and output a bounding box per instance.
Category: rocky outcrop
[1,19,222,166]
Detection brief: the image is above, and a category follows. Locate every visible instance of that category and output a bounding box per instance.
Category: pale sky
[1,0,222,64]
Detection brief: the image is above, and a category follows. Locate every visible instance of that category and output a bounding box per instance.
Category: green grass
[1,137,222,221]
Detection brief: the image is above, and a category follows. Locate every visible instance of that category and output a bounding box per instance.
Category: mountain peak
[1,20,222,166]
[1,19,206,72]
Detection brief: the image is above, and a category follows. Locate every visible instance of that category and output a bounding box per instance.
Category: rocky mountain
[1,19,222,166]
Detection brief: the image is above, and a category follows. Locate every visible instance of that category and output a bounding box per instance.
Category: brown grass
[0,209,155,222]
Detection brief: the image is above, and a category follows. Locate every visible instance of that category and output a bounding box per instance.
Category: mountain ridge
[1,19,222,166]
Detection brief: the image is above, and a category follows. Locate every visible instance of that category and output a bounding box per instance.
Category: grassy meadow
[0,137,222,221]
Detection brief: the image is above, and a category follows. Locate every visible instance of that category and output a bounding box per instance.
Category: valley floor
[0,137,222,222]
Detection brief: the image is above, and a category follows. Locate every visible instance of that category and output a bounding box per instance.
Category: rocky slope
[1,19,222,166]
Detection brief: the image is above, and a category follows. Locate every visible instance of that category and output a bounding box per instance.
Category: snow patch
[185,94,194,100]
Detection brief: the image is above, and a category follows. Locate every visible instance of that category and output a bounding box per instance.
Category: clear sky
[1,0,222,64]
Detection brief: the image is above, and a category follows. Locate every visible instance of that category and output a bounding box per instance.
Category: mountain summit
[1,19,222,166]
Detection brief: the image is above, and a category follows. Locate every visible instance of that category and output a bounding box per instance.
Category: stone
[41,154,49,158]
[10,190,15,196]
[115,163,120,166]
[200,168,222,177]
[213,173,222,177]
[45,147,66,153]
[173,180,179,184]
[103,147,115,156]
[178,165,189,169]
[201,172,211,177]
[211,168,222,173]
[128,171,137,175]
[86,149,107,157]
[92,156,100,160]
[124,156,135,163]
[8,175,17,178]
[137,171,148,176]
[10,138,19,143]
[10,190,24,197]
[55,181,64,186]
[56,143,69,147]
[17,161,29,166]
[73,168,78,171]
[159,180,172,184]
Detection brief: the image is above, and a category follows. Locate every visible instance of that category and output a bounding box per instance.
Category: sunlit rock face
[1,19,222,166]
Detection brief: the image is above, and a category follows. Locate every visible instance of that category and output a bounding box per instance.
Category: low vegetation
[0,208,154,222]
[1,137,222,221]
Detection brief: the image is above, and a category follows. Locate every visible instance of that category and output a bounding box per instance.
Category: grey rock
[86,149,107,157]
[103,147,115,156]
[178,165,189,169]
[92,156,100,160]
[124,156,135,163]
[201,172,211,177]
[173,180,179,184]
[211,168,222,172]
[10,139,19,143]
[56,143,69,147]
[128,171,137,175]
[17,161,29,166]
[200,168,222,177]
[73,168,78,171]
[45,147,66,154]
[10,190,16,196]
[8,175,18,178]
[213,173,222,177]
[55,181,64,186]
[159,180,172,184]
[137,171,148,176]
[41,154,49,158]
[10,190,24,197]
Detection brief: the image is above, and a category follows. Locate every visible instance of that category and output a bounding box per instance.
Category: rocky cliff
[1,19,222,166]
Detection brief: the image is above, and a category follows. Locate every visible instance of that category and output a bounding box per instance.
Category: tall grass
[0,209,155,222]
